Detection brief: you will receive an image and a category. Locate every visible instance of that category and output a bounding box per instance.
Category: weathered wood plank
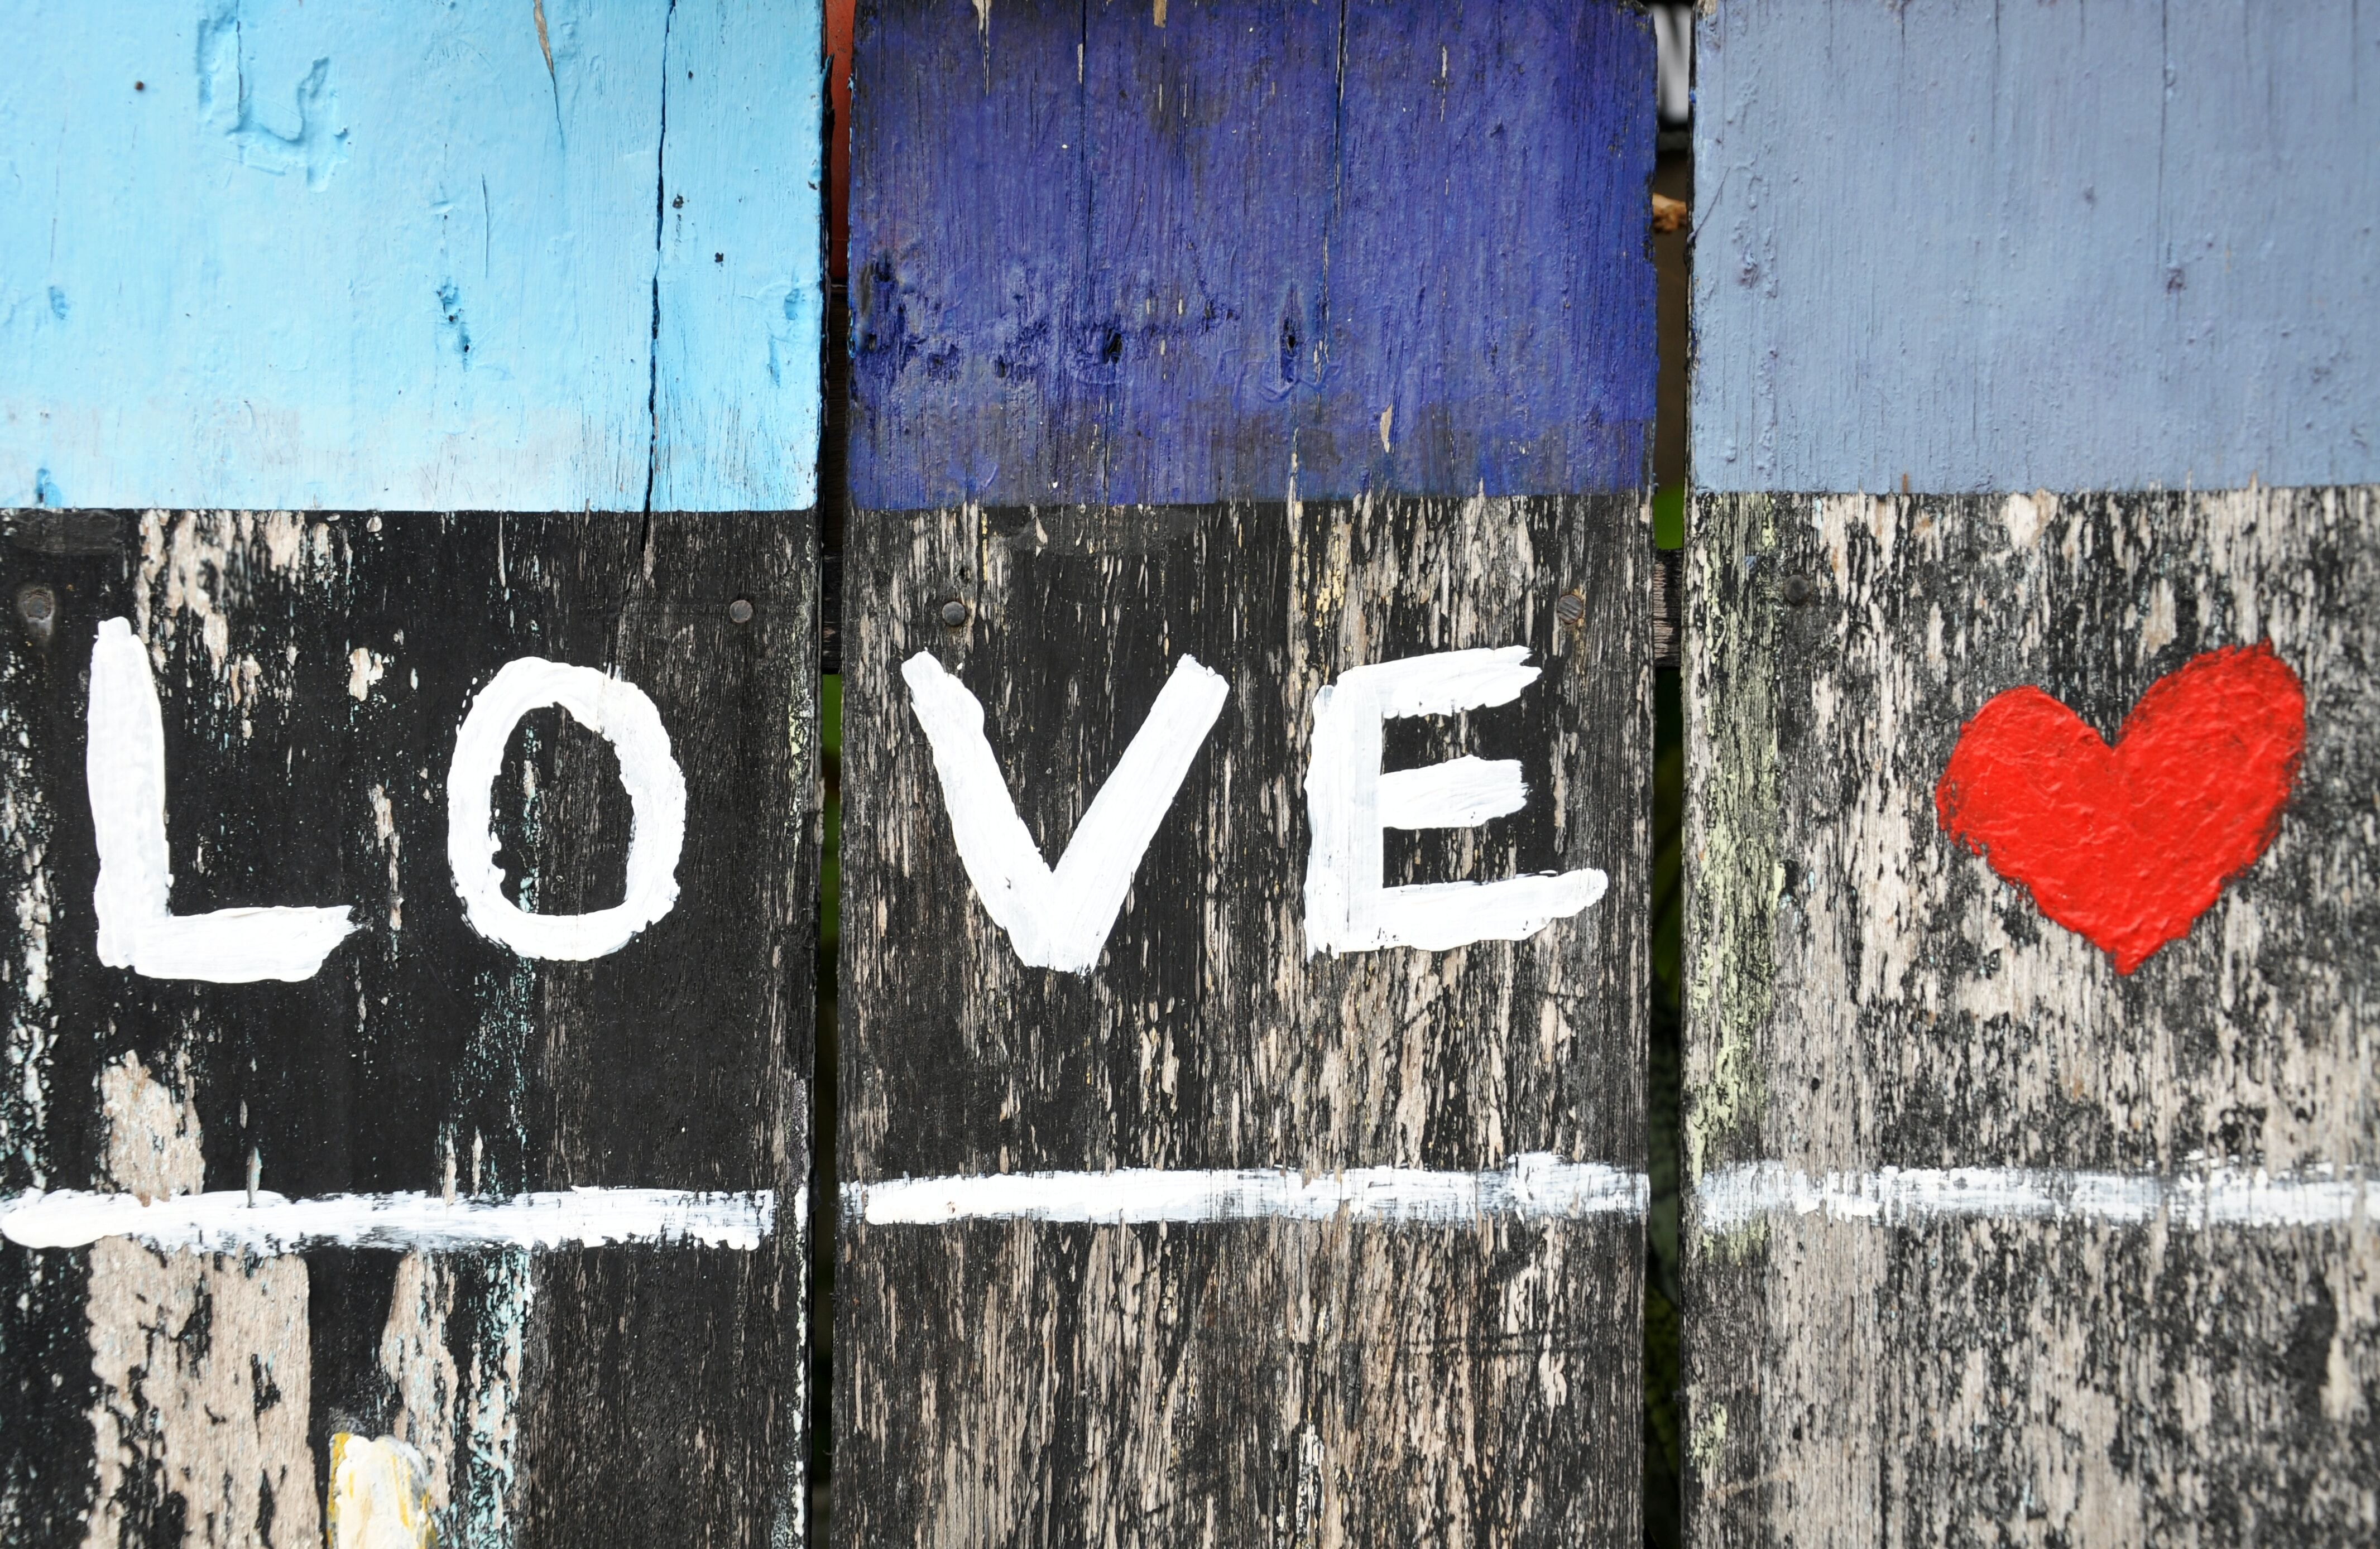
[1,1,823,512]
[841,5,1654,1537]
[836,493,1648,1545]
[1683,488,2380,1543]
[0,508,815,1546]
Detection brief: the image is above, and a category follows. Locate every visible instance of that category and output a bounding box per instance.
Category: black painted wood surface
[836,497,1648,1544]
[0,508,815,1547]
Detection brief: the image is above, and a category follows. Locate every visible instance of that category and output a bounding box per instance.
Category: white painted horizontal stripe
[0,1187,782,1255]
[848,1154,1649,1226]
[1697,1163,2373,1233]
[23,1163,2352,1250]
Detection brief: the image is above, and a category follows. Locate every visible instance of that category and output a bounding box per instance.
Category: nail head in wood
[1554,591,1589,624]
[940,599,971,628]
[729,597,755,624]
[15,583,56,646]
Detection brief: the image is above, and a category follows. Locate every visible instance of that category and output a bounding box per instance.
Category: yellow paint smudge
[330,1433,436,1549]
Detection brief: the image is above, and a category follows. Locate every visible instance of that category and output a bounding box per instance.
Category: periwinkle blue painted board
[1693,0,2380,494]
[1,0,821,512]
[849,0,1656,509]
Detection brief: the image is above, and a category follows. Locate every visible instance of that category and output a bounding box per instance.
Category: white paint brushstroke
[87,617,357,982]
[1696,1162,2374,1233]
[1304,646,1608,954]
[850,1153,1648,1226]
[903,650,1229,973]
[19,1165,2355,1249]
[0,1186,781,1254]
[1377,753,1528,829]
[446,657,686,960]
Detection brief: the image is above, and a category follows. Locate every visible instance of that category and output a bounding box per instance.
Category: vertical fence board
[0,511,818,1547]
[839,501,1645,1542]
[0,7,822,1540]
[841,3,1655,1542]
[1687,3,2380,1541]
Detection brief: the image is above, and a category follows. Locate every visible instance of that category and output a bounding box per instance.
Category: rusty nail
[729,597,755,624]
[1553,592,1587,624]
[15,583,56,646]
[1781,575,1815,606]
[940,599,971,628]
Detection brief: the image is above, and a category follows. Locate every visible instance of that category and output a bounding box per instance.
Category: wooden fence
[0,3,2371,1546]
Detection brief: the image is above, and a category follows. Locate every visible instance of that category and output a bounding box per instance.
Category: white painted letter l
[87,618,357,983]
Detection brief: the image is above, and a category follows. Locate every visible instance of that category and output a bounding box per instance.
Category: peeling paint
[82,1052,318,1549]
[1,642,55,1186]
[96,1053,202,1202]
[369,783,404,932]
[1683,493,1778,1181]
[378,1255,457,1527]
[455,1252,533,1549]
[348,647,389,701]
[1687,485,2380,1540]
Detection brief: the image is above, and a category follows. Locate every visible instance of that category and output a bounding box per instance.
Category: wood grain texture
[1692,0,2380,494]
[837,496,1647,1545]
[1683,488,2380,1545]
[1,1,822,512]
[0,508,815,1546]
[847,0,1656,509]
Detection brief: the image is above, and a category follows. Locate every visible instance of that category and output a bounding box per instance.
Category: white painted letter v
[901,651,1229,974]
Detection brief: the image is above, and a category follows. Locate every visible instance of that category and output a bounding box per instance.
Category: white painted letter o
[445,658,687,960]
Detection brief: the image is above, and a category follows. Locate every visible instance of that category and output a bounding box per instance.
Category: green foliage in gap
[1654,484,1685,551]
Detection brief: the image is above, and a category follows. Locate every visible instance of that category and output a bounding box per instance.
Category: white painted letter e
[1303,646,1606,955]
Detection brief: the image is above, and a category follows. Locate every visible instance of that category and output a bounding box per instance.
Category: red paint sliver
[1935,643,2305,974]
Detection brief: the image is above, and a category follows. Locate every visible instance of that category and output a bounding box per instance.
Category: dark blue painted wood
[849,0,1657,509]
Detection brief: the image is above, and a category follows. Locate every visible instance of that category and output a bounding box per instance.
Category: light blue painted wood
[651,0,824,514]
[0,1,819,512]
[1693,0,2379,494]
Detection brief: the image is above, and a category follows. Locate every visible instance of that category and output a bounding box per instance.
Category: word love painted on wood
[85,616,685,982]
[905,643,1609,973]
[1937,642,2307,972]
[85,609,1600,985]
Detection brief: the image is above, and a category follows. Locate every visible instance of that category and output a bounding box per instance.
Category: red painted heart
[1935,643,2305,974]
